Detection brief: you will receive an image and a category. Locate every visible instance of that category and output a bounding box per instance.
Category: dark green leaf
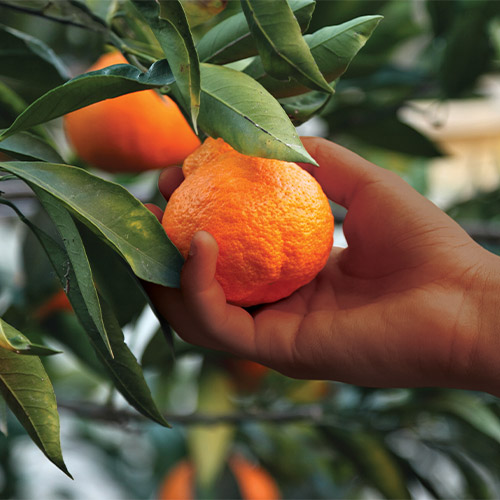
[196,0,315,64]
[279,82,335,125]
[320,425,410,499]
[31,187,112,355]
[346,114,443,158]
[0,131,63,163]
[426,0,459,38]
[241,0,332,94]
[246,15,383,97]
[0,161,183,287]
[0,60,174,140]
[439,2,495,97]
[0,342,70,476]
[131,0,200,127]
[0,0,108,33]
[198,63,317,164]
[0,318,60,356]
[0,23,70,82]
[76,222,147,327]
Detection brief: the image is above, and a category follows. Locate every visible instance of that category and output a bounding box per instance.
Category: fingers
[299,136,401,208]
[158,166,184,200]
[144,203,163,222]
[148,231,258,358]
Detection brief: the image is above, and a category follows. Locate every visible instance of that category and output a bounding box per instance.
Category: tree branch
[59,401,326,426]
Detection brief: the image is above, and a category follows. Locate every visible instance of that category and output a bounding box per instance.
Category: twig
[0,1,106,33]
[59,401,326,426]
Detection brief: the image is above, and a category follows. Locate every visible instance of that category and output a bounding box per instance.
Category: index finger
[299,137,395,208]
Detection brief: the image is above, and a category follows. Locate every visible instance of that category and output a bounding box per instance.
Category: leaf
[0,199,170,426]
[438,2,494,97]
[0,59,174,140]
[0,131,64,163]
[434,393,500,445]
[241,0,332,94]
[188,369,236,490]
[320,425,410,499]
[279,82,335,126]
[131,0,200,127]
[198,63,317,164]
[0,23,70,83]
[0,342,70,476]
[31,187,112,356]
[196,0,316,64]
[180,0,228,27]
[0,161,183,287]
[245,15,383,97]
[0,318,60,356]
[347,114,443,158]
[76,222,147,327]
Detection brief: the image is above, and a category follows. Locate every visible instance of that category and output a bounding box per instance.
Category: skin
[146,137,500,397]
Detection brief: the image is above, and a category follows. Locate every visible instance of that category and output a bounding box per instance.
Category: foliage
[0,0,499,498]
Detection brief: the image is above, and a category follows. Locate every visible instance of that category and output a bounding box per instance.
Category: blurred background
[1,0,500,498]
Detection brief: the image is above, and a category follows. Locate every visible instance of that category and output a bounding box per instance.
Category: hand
[147,137,500,395]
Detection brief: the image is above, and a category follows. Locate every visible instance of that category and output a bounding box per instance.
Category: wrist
[454,249,500,397]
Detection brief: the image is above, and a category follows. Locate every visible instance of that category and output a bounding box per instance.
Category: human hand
[147,137,500,395]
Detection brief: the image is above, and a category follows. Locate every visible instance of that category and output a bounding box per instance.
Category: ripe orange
[64,52,200,173]
[162,137,334,307]
[157,455,281,500]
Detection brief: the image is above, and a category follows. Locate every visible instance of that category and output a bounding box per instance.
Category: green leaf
[0,199,170,427]
[188,369,236,490]
[347,114,443,158]
[196,0,315,64]
[198,63,317,164]
[131,0,200,128]
[76,222,147,327]
[0,318,60,356]
[31,187,112,356]
[0,343,71,476]
[435,393,500,445]
[320,425,410,499]
[241,0,332,94]
[438,3,494,97]
[279,82,335,125]
[0,59,174,140]
[81,0,120,24]
[0,131,64,163]
[0,23,70,83]
[246,15,383,97]
[0,161,183,287]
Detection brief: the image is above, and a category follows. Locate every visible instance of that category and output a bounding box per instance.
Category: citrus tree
[1,0,500,498]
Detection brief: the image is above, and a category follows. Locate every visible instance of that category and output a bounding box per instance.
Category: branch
[0,1,106,33]
[59,401,326,426]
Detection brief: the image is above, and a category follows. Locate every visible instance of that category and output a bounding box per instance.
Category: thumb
[181,231,226,304]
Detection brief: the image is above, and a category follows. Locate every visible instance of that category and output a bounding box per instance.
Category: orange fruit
[64,52,200,173]
[157,460,194,500]
[35,288,73,320]
[157,456,281,500]
[162,137,334,307]
[229,454,281,500]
